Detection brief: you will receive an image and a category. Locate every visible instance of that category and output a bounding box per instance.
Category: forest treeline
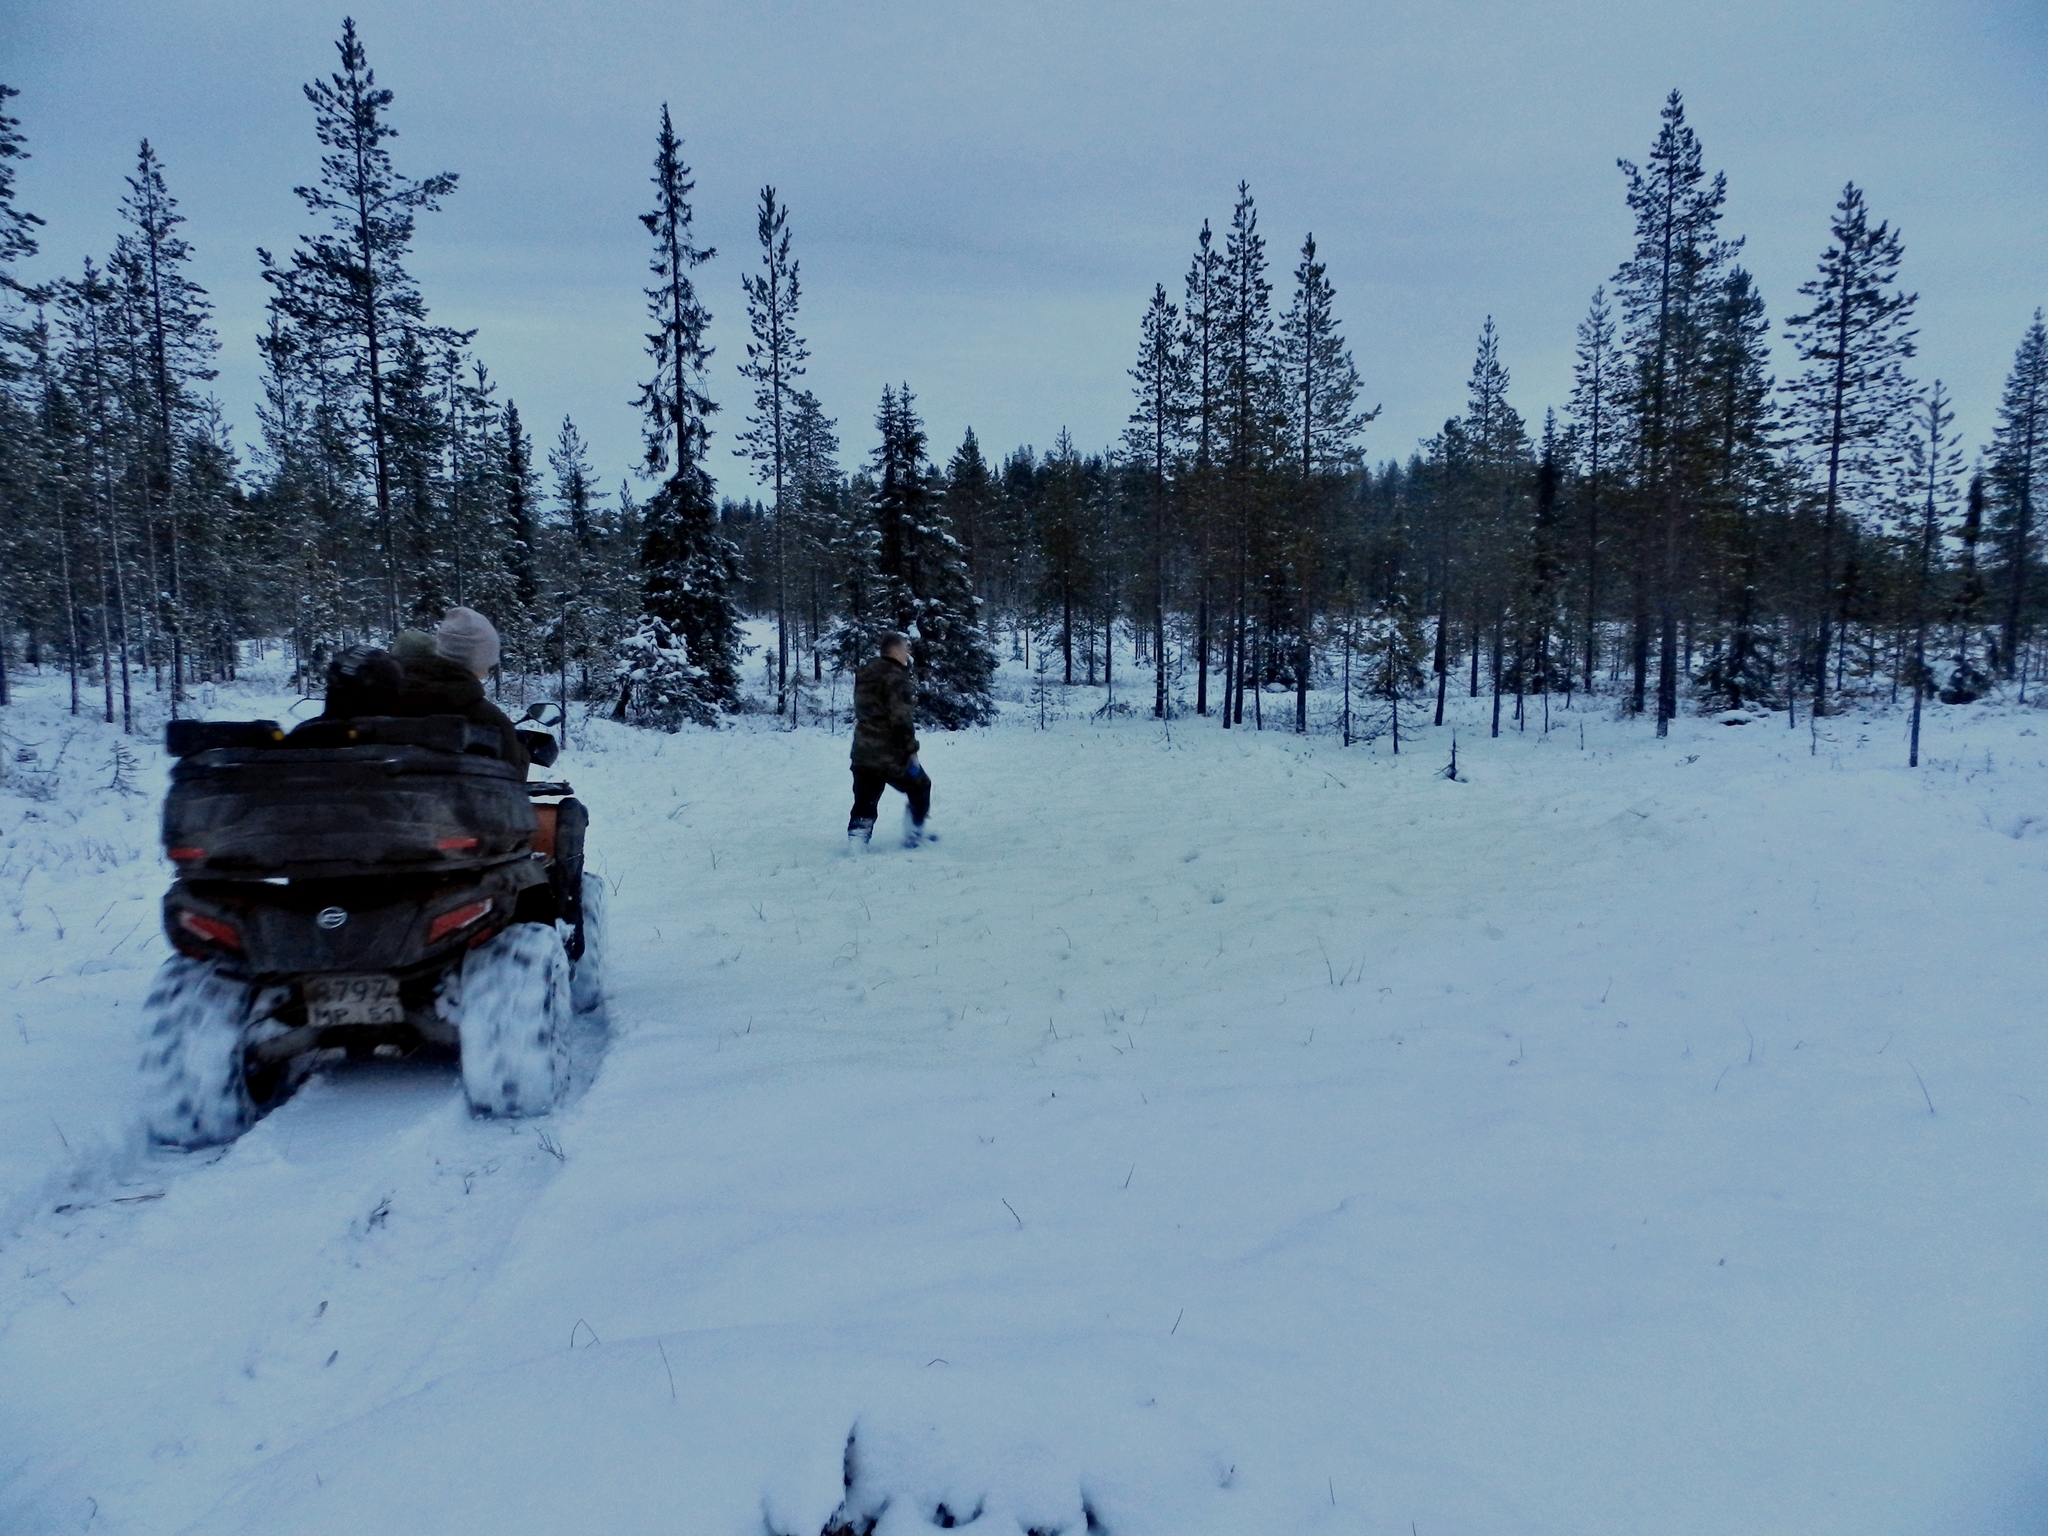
[0,22,2043,760]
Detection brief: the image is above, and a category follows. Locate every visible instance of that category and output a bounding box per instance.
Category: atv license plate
[304,973,404,1028]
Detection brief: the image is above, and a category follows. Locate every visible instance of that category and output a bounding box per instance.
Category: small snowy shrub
[612,617,720,731]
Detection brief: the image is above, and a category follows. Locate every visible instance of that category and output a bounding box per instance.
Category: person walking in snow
[849,632,933,848]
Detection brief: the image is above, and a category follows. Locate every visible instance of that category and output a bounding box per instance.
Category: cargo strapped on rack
[162,734,537,879]
[166,714,506,760]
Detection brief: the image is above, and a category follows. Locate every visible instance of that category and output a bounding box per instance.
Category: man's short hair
[879,631,909,653]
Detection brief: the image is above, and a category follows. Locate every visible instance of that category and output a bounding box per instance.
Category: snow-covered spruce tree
[942,427,996,621]
[835,385,996,727]
[622,103,741,724]
[612,615,716,730]
[631,473,743,719]
[1986,311,2046,678]
[1783,181,1916,714]
[826,468,883,673]
[474,397,552,682]
[1357,596,1429,752]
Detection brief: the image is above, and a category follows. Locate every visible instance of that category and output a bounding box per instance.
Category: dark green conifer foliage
[785,389,842,685]
[0,83,47,337]
[1567,287,1616,689]
[1034,429,1092,684]
[544,414,609,698]
[630,103,740,715]
[551,415,598,557]
[1784,182,1916,713]
[1945,474,1991,701]
[500,400,538,612]
[113,141,218,709]
[849,384,995,727]
[1693,266,1783,709]
[943,428,995,611]
[1904,380,1962,763]
[1124,283,1188,718]
[1986,311,2047,678]
[736,185,808,713]
[261,17,460,634]
[1277,232,1375,731]
[1613,90,1735,734]
[0,83,45,706]
[1217,183,1277,727]
[1182,219,1226,715]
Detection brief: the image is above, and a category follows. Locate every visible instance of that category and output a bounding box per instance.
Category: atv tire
[451,922,570,1118]
[140,956,258,1148]
[569,872,605,1016]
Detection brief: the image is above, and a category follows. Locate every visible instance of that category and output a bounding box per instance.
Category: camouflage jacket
[851,655,919,774]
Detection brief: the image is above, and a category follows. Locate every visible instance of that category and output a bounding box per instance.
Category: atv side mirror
[516,728,561,768]
[523,702,564,729]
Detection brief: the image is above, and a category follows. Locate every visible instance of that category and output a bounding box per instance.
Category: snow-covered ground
[4,649,2048,1535]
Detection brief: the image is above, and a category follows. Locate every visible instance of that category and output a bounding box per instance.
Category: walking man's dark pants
[850,764,931,831]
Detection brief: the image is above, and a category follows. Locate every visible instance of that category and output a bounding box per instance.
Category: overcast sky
[6,0,2044,500]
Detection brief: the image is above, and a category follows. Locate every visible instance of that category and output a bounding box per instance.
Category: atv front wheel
[451,922,571,1118]
[139,956,258,1148]
[569,872,606,1015]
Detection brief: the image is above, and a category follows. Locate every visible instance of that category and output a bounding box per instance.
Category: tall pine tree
[736,185,808,714]
[1277,232,1374,731]
[261,18,459,635]
[1985,311,2047,679]
[1783,182,1916,713]
[1903,380,1961,764]
[1613,90,1735,734]
[1124,282,1187,719]
[628,103,741,718]
[1567,286,1616,689]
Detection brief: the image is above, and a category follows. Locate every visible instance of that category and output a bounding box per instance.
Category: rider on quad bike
[140,609,603,1148]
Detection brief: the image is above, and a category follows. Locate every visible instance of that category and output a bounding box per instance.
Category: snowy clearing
[4,661,2048,1535]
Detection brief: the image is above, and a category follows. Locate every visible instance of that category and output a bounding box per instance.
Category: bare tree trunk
[1490,619,1503,738]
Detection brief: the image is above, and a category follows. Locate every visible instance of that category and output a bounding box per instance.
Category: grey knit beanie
[436,607,501,675]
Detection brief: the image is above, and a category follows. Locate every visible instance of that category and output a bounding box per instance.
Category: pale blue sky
[6,0,2043,496]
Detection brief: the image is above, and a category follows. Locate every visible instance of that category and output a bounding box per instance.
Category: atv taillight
[176,910,242,951]
[428,900,492,943]
[437,837,479,852]
[168,847,205,863]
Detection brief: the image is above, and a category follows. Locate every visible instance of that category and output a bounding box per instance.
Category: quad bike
[139,703,603,1147]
